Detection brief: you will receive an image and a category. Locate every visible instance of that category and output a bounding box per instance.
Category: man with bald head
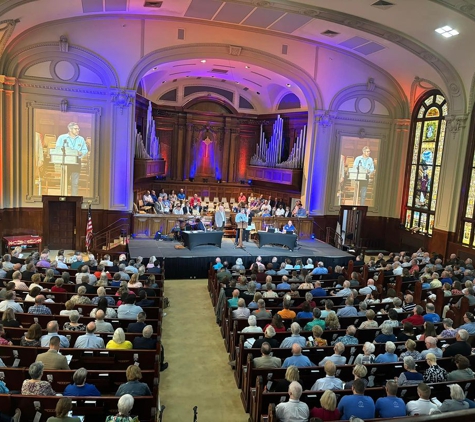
[282,344,315,368]
[40,320,70,347]
[359,278,377,295]
[94,309,114,333]
[74,322,105,349]
[330,280,352,297]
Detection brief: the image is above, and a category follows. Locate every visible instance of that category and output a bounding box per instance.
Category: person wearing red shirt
[402,305,424,326]
[51,278,67,293]
[189,194,202,211]
[237,192,247,204]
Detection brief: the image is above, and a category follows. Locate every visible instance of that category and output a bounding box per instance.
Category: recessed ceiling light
[153,67,157,70]
[186,76,189,78]
[435,25,459,37]
[211,76,215,78]
[200,59,207,63]
[236,81,239,84]
[286,83,291,87]
[162,81,166,83]
[245,66,250,69]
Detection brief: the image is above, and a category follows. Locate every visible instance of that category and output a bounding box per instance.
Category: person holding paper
[353,146,375,205]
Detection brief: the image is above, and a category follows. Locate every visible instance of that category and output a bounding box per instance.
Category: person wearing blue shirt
[458,312,475,334]
[295,205,307,217]
[338,378,375,420]
[375,380,406,418]
[374,341,398,363]
[352,145,375,206]
[276,277,291,290]
[55,122,89,196]
[63,368,101,396]
[283,220,296,232]
[311,262,328,275]
[282,344,315,368]
[336,298,358,317]
[213,257,223,270]
[177,188,186,200]
[423,303,440,323]
[235,208,249,246]
[310,281,327,297]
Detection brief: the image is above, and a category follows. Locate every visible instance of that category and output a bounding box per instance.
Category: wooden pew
[0,345,159,371]
[0,367,157,395]
[0,394,156,422]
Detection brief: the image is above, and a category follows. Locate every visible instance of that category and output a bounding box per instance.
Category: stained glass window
[403,91,447,234]
[460,106,475,246]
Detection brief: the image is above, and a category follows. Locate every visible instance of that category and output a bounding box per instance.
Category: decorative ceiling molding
[429,0,475,22]
[226,0,467,114]
[0,0,37,16]
[0,19,18,58]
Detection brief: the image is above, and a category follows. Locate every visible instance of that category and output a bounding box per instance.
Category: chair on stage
[138,199,153,213]
[212,197,219,203]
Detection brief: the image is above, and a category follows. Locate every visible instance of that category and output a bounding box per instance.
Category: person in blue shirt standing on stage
[235,207,249,246]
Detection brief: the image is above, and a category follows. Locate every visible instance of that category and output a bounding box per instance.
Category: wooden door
[48,202,76,249]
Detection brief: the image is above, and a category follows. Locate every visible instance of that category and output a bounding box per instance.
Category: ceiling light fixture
[286,83,291,87]
[200,59,207,63]
[245,66,250,69]
[435,25,459,38]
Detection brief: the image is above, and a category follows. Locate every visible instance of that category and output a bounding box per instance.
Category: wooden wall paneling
[428,228,450,259]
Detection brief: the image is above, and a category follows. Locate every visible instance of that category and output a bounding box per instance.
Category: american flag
[85,204,93,251]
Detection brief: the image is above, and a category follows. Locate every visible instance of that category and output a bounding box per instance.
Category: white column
[109,89,136,210]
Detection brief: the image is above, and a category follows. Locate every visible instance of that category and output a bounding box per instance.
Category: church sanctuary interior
[2,0,475,421]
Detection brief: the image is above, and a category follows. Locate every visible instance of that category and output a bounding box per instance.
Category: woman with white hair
[304,258,314,269]
[375,341,398,363]
[146,256,156,269]
[242,315,263,333]
[105,394,139,422]
[106,328,132,349]
[396,356,424,386]
[439,384,469,412]
[354,342,376,364]
[231,258,245,272]
[423,353,447,383]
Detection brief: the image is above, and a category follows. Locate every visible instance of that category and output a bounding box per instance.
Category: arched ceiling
[1,0,474,112]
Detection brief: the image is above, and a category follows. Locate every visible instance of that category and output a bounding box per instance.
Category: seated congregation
[209,249,475,422]
[0,249,166,422]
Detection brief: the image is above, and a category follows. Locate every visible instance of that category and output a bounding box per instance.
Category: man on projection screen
[353,146,375,206]
[55,122,88,196]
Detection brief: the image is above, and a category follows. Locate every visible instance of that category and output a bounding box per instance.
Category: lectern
[348,167,368,205]
[49,147,79,196]
[236,221,247,248]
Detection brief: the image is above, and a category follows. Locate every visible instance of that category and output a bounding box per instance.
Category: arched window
[403,90,448,234]
[460,106,475,246]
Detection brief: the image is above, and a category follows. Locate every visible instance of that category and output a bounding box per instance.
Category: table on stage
[181,230,224,250]
[257,231,297,251]
[2,235,42,255]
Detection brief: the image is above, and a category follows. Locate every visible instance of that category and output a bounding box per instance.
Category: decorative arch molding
[329,82,408,119]
[222,0,466,114]
[469,72,475,113]
[182,94,240,115]
[126,43,322,112]
[3,42,119,88]
[410,77,449,113]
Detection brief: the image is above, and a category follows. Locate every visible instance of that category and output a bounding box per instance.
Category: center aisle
[159,279,248,422]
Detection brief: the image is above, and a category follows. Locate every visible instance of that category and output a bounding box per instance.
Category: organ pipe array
[250,115,306,169]
[145,101,161,160]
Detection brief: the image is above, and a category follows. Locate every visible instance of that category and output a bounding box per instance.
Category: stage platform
[128,237,354,279]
